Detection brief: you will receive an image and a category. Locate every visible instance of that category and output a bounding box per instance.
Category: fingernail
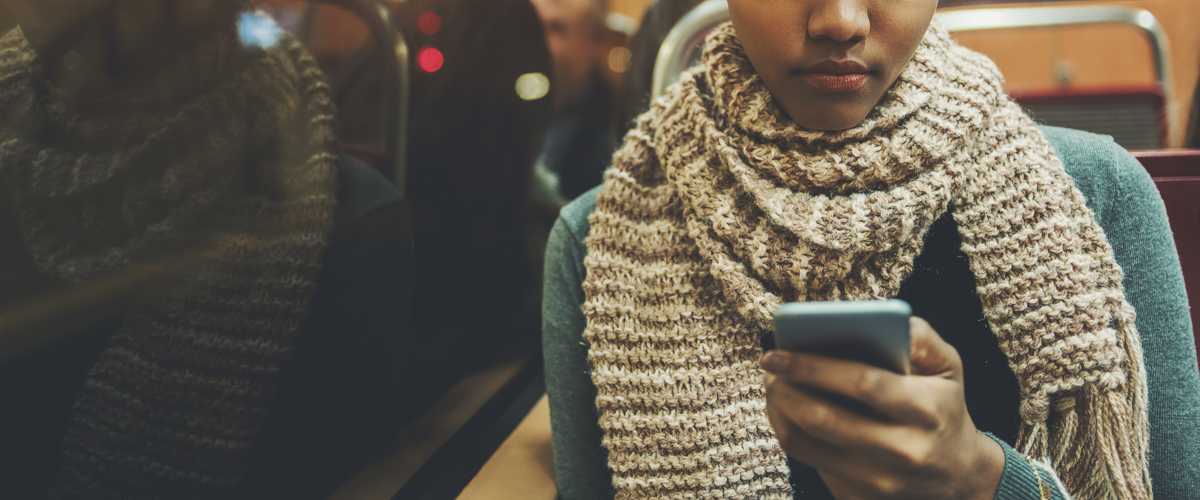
[761,351,789,373]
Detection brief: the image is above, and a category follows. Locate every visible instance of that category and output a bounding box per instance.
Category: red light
[418,12,441,36]
[418,47,443,73]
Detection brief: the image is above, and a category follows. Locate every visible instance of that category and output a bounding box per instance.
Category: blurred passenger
[612,0,704,140]
[0,1,411,498]
[544,1,1199,499]
[532,0,618,200]
[396,0,555,413]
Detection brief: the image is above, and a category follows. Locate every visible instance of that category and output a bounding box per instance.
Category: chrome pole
[651,0,729,100]
[309,0,410,194]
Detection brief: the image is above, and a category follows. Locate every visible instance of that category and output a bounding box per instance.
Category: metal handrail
[650,2,1173,114]
[937,6,1173,113]
[306,0,410,194]
[651,0,728,100]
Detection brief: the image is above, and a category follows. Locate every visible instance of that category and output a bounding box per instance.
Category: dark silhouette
[396,0,556,410]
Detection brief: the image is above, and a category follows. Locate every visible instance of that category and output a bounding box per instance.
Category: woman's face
[728,0,938,131]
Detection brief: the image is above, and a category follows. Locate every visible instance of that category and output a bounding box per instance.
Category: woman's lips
[802,73,869,92]
[799,60,871,92]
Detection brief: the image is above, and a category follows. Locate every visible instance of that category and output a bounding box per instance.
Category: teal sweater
[542,126,1200,499]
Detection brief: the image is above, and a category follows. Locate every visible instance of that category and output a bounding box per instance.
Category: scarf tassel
[1018,312,1151,500]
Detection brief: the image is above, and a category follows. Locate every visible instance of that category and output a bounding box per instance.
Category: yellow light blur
[515,73,551,101]
[608,47,632,74]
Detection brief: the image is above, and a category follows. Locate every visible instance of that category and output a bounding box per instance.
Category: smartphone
[772,299,912,374]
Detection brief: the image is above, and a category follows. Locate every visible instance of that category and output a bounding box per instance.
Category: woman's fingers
[764,373,947,476]
[908,317,963,378]
[764,374,863,474]
[760,349,938,425]
[761,316,1003,499]
[765,372,898,446]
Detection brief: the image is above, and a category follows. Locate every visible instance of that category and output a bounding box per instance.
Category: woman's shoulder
[1041,124,1135,160]
[556,185,603,246]
[1039,125,1154,224]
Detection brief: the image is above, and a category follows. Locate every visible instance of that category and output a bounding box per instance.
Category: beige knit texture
[0,24,339,499]
[583,21,1150,499]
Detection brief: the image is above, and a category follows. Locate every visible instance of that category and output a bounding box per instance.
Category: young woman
[543,0,1200,499]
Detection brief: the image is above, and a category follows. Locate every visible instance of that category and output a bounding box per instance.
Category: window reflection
[238,10,284,49]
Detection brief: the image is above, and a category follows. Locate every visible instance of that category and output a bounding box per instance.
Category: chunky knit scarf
[583,21,1150,500]
[0,23,338,499]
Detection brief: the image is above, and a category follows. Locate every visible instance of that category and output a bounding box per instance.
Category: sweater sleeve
[543,194,616,500]
[1098,140,1200,496]
[1041,127,1200,498]
[986,434,1072,500]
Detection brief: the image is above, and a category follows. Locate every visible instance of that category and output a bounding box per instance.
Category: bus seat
[937,6,1173,150]
[1133,149,1200,365]
[1014,87,1165,150]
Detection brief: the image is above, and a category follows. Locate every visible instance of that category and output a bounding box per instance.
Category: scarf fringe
[1019,305,1151,500]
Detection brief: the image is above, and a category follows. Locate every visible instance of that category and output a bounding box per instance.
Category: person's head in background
[729,0,937,131]
[531,0,608,107]
[612,0,704,139]
[402,0,552,215]
[2,0,240,102]
[400,0,554,362]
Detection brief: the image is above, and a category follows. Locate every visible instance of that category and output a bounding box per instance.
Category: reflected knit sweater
[582,21,1149,499]
[0,24,339,499]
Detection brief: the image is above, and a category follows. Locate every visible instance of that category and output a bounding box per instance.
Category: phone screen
[771,300,912,374]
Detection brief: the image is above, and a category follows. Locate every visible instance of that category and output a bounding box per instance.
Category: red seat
[1133,150,1200,365]
[1015,87,1166,150]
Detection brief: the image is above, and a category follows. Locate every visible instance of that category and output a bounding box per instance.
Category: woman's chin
[795,114,869,132]
[783,104,873,132]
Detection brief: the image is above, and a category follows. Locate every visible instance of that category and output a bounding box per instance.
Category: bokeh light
[608,47,632,74]
[515,73,551,101]
[418,47,444,73]
[418,12,442,36]
[237,11,283,49]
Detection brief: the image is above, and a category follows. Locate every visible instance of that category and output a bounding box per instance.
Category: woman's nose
[808,0,870,43]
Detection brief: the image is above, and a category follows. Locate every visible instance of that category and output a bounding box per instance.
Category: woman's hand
[760,317,1004,500]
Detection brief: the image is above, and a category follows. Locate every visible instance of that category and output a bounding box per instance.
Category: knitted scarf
[583,21,1150,500]
[0,22,338,499]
